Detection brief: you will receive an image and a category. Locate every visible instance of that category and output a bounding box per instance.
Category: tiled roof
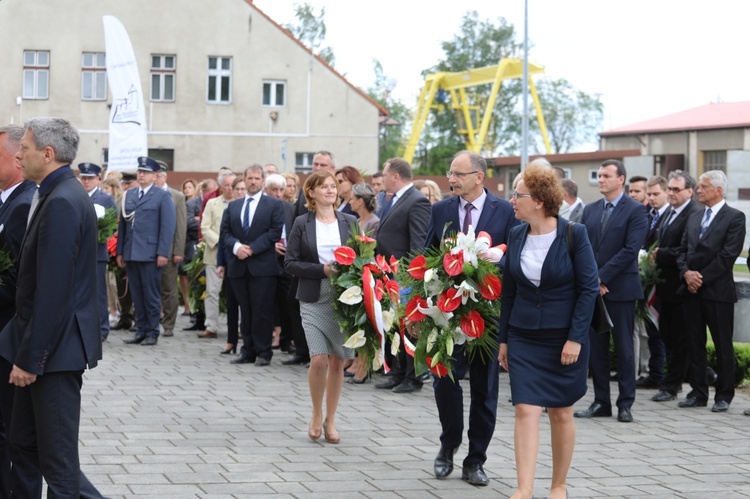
[599,101,750,136]
[245,1,389,116]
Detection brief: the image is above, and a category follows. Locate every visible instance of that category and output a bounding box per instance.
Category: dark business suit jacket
[499,219,599,344]
[677,202,746,303]
[185,195,201,260]
[569,202,584,223]
[376,185,431,260]
[221,194,284,279]
[89,187,117,262]
[644,206,667,250]
[654,201,702,303]
[425,189,517,250]
[285,211,356,303]
[0,181,35,326]
[0,169,101,374]
[581,195,648,301]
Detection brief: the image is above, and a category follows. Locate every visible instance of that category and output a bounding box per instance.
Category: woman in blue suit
[498,164,599,499]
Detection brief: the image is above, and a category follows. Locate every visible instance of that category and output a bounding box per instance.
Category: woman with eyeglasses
[335,166,363,218]
[498,163,599,499]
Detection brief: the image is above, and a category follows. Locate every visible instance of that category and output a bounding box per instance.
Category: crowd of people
[0,117,747,497]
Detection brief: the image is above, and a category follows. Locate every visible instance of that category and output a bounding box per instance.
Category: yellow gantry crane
[404,57,552,164]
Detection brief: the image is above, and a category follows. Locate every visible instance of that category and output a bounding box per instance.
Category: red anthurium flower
[443,251,464,277]
[375,279,384,301]
[333,246,356,265]
[405,296,428,323]
[358,233,376,243]
[107,235,118,256]
[426,357,449,377]
[477,230,493,246]
[437,287,462,313]
[376,254,392,273]
[460,310,485,338]
[389,255,399,274]
[364,262,380,275]
[408,255,428,279]
[478,274,502,300]
[385,280,400,302]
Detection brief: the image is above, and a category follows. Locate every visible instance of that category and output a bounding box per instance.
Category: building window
[207,56,231,104]
[703,150,726,173]
[295,152,315,173]
[262,80,286,107]
[150,55,175,102]
[81,52,107,101]
[23,50,49,99]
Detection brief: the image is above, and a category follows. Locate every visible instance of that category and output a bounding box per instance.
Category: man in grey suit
[155,164,187,337]
[374,158,431,393]
[562,178,584,223]
[116,157,176,346]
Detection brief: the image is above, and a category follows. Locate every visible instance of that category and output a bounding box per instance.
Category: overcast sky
[253,0,750,142]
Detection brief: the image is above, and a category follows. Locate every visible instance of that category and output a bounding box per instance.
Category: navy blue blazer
[0,168,101,374]
[425,189,518,251]
[117,185,176,262]
[221,194,284,279]
[581,194,648,301]
[498,219,599,345]
[285,210,356,303]
[89,187,117,262]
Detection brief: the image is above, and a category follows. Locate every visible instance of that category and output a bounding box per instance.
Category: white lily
[338,285,363,305]
[417,297,454,327]
[454,280,479,305]
[343,329,366,349]
[426,328,438,351]
[451,226,490,267]
[93,203,106,219]
[453,327,467,345]
[390,332,401,356]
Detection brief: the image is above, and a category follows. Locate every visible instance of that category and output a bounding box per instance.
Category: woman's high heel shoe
[347,373,370,384]
[308,421,322,442]
[220,344,237,355]
[323,419,340,444]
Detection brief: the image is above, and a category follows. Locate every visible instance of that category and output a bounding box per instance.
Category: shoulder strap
[566,221,575,259]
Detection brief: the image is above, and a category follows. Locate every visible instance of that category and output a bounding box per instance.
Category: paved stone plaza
[78,313,750,498]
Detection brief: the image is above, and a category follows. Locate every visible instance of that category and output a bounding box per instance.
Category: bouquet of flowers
[398,225,505,379]
[636,242,663,326]
[94,204,119,244]
[183,241,207,316]
[330,223,400,374]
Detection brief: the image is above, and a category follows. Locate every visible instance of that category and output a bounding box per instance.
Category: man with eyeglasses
[425,151,517,487]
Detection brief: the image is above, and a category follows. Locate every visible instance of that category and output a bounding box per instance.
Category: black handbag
[566,222,614,334]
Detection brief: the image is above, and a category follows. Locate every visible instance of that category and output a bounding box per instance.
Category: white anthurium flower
[453,327,467,345]
[424,270,443,297]
[93,203,106,219]
[417,297,454,327]
[382,307,396,333]
[430,354,441,367]
[446,335,454,356]
[343,329,366,349]
[338,285,363,305]
[426,328,438,351]
[424,268,434,283]
[390,332,401,356]
[454,280,479,305]
[451,226,490,267]
[372,351,383,371]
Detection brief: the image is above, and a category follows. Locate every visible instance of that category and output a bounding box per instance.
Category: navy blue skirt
[507,327,589,408]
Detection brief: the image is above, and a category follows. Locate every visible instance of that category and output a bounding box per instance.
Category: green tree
[532,78,604,153]
[284,3,335,66]
[366,60,411,167]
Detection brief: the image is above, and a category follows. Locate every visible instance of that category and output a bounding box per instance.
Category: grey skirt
[300,279,355,359]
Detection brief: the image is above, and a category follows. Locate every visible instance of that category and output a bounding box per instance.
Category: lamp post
[521,0,529,170]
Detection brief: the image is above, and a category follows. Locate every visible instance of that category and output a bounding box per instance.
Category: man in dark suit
[575,159,648,423]
[221,164,284,366]
[0,124,42,498]
[374,158,431,394]
[650,170,703,402]
[0,117,103,497]
[425,151,517,486]
[116,157,176,346]
[78,162,118,341]
[676,170,745,413]
[155,164,187,337]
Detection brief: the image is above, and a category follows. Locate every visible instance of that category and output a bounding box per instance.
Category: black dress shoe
[635,376,659,389]
[574,402,612,418]
[461,463,489,486]
[182,322,204,331]
[651,390,676,402]
[433,446,457,479]
[230,353,256,365]
[123,335,145,344]
[280,343,296,354]
[141,337,158,346]
[281,354,309,365]
[375,378,400,390]
[392,379,422,393]
[255,357,270,367]
[617,407,633,422]
[711,400,730,412]
[743,408,750,416]
[111,319,132,330]
[678,396,707,408]
[129,325,137,332]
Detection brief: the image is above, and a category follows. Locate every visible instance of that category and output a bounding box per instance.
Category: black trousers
[658,300,689,394]
[231,274,276,360]
[224,278,240,346]
[287,277,309,359]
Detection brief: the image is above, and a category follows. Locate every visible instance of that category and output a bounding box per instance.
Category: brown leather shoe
[197,330,217,338]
